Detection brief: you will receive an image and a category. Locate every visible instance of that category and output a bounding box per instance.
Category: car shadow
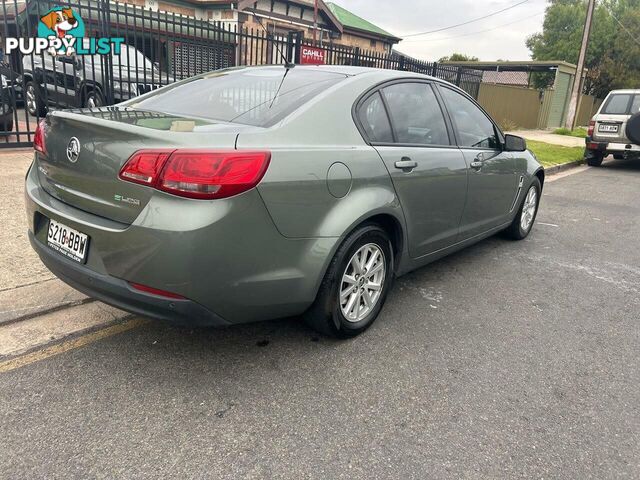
[97,234,513,369]
[602,157,640,173]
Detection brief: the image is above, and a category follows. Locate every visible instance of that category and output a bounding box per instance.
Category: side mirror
[504,134,527,152]
[626,112,640,144]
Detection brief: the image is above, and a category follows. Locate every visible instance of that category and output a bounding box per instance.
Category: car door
[438,85,519,239]
[357,81,468,258]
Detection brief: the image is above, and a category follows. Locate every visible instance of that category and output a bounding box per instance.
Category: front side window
[381,82,450,145]
[440,87,499,149]
[358,92,393,143]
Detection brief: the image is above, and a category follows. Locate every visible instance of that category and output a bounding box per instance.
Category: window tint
[132,68,346,127]
[358,92,393,143]
[602,94,632,114]
[382,83,450,145]
[440,87,499,149]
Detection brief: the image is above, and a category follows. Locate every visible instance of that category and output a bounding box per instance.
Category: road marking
[538,222,559,227]
[0,317,148,374]
[547,166,589,182]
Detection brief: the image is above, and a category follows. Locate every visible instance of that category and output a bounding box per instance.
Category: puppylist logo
[4,6,124,57]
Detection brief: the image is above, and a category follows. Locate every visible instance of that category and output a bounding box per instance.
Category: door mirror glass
[504,134,526,152]
[626,112,640,144]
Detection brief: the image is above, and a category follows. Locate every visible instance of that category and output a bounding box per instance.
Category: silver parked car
[25,66,543,338]
[585,89,640,166]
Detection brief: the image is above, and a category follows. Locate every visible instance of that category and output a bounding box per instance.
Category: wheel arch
[80,81,104,105]
[311,208,407,300]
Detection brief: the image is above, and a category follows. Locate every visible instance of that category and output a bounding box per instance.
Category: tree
[438,53,479,62]
[527,0,640,97]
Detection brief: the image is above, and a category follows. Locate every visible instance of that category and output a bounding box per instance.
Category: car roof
[607,89,640,95]
[235,64,442,82]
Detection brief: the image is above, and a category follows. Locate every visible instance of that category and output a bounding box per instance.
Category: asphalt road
[1,160,639,479]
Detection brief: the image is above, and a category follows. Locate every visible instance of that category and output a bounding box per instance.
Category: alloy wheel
[26,85,37,115]
[339,243,386,323]
[520,186,538,232]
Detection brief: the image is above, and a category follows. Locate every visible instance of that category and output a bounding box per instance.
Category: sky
[335,0,548,61]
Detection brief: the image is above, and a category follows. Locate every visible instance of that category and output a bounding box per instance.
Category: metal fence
[0,0,483,148]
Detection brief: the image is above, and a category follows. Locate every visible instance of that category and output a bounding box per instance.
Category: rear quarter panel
[238,72,405,240]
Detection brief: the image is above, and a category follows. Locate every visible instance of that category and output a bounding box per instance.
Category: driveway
[511,129,585,147]
[1,159,639,479]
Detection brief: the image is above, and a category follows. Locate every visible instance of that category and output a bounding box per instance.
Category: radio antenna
[254,16,296,69]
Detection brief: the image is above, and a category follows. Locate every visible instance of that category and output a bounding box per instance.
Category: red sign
[300,46,325,65]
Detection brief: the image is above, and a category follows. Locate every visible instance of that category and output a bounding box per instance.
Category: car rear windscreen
[602,94,640,115]
[130,68,347,127]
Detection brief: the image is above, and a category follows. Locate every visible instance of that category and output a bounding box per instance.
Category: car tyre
[0,116,13,133]
[585,150,604,167]
[504,177,541,240]
[84,89,105,109]
[304,224,394,338]
[25,81,47,117]
[613,154,624,160]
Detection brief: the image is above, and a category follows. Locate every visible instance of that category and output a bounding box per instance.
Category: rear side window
[631,95,640,114]
[357,92,393,143]
[131,68,346,127]
[440,87,499,149]
[602,94,636,115]
[381,83,450,145]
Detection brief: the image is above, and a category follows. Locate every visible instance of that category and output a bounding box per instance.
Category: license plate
[598,124,619,133]
[47,219,89,263]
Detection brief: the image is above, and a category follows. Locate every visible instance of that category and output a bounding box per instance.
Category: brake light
[33,119,47,154]
[588,120,595,137]
[119,150,271,200]
[119,150,173,186]
[129,282,186,299]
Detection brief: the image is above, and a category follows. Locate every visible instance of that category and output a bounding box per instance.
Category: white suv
[585,89,640,166]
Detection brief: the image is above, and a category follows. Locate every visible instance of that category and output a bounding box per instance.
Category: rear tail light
[119,150,173,186]
[119,150,271,200]
[587,120,595,137]
[33,119,47,154]
[129,282,186,299]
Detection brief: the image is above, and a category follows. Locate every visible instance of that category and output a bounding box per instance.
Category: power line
[402,11,544,43]
[608,10,640,47]
[403,0,530,38]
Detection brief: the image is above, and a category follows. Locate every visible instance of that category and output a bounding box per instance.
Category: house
[132,0,401,54]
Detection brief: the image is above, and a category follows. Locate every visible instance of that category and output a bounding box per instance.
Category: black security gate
[0,0,482,148]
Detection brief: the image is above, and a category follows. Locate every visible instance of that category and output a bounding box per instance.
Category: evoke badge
[66,137,80,163]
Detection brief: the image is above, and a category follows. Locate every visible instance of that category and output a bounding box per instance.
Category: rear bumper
[29,231,229,326]
[25,158,337,325]
[586,138,640,153]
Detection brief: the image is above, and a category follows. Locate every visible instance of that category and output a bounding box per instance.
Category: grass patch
[553,127,587,138]
[526,140,585,167]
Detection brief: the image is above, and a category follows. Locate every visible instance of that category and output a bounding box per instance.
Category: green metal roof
[326,2,399,41]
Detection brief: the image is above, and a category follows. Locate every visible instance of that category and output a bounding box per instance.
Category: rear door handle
[394,158,418,172]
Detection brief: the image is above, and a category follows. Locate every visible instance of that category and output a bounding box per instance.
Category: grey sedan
[25,66,543,338]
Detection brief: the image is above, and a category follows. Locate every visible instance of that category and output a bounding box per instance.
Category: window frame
[436,84,505,151]
[352,78,457,149]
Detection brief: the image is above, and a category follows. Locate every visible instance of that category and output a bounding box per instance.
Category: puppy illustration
[40,9,79,56]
